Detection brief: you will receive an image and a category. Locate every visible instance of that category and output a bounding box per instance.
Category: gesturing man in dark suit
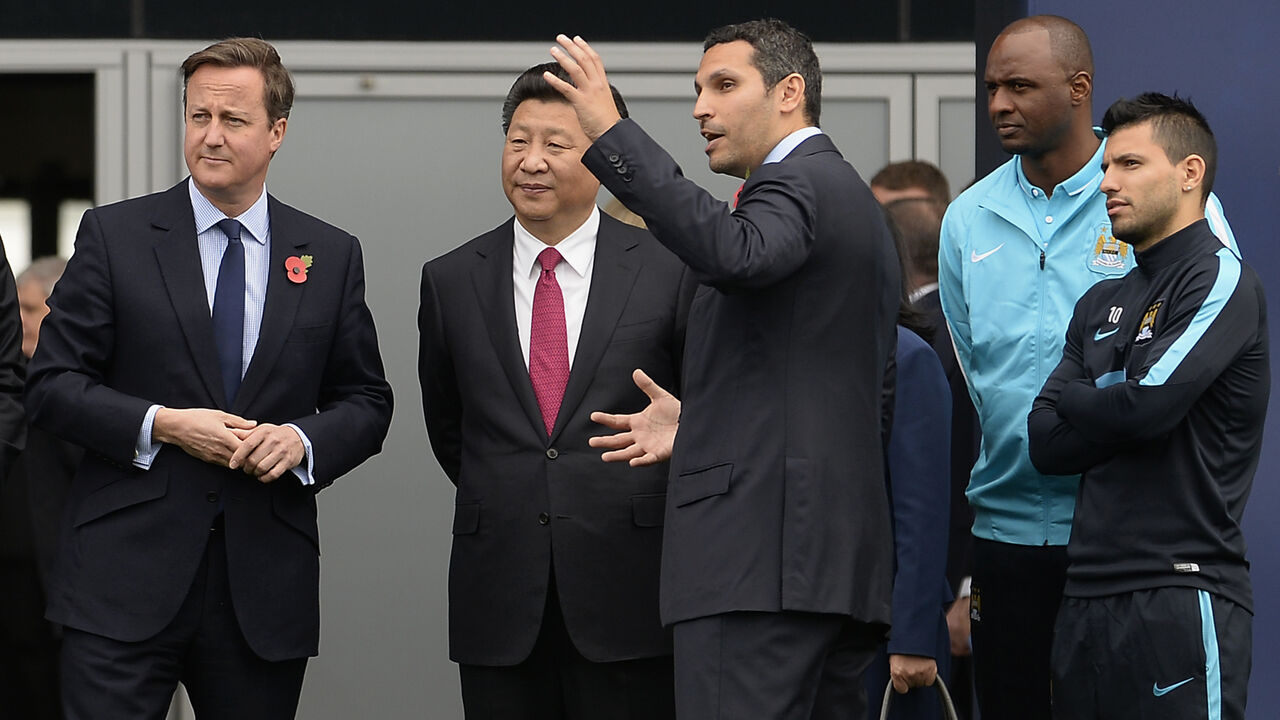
[546,20,900,719]
[418,64,694,719]
[25,38,393,718]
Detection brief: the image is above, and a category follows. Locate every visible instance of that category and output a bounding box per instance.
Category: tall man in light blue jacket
[938,15,1235,720]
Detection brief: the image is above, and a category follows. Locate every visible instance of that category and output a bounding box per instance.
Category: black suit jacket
[584,121,899,627]
[26,180,393,661]
[419,212,695,665]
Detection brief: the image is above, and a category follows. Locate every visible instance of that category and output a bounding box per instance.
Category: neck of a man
[195,180,263,219]
[1133,206,1206,253]
[520,207,593,247]
[1020,122,1100,198]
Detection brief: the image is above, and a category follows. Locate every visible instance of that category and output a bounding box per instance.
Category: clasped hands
[153,407,304,483]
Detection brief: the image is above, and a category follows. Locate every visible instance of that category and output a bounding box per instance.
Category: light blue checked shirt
[133,179,316,485]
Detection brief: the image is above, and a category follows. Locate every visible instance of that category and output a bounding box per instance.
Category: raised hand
[544,34,623,141]
[589,369,680,466]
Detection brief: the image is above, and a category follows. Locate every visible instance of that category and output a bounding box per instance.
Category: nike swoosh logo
[1153,677,1194,696]
[970,243,1006,263]
[1094,328,1119,341]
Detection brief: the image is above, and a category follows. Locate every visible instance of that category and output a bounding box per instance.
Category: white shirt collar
[188,178,269,245]
[512,206,600,279]
[762,126,823,166]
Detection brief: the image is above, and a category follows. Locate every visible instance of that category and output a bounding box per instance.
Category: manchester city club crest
[1091,223,1131,269]
[1135,299,1164,343]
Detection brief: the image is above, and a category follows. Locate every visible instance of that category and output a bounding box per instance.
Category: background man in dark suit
[418,64,694,719]
[26,38,393,718]
[546,20,900,719]
[0,256,76,720]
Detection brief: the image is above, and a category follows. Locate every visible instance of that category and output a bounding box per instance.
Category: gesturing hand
[589,369,681,466]
[544,34,623,141]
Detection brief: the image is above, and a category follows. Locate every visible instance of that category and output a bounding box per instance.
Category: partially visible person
[885,196,980,714]
[0,237,24,477]
[0,256,78,720]
[1029,92,1263,720]
[419,62,693,720]
[26,38,393,718]
[871,160,951,206]
[863,215,954,720]
[602,196,646,229]
[548,19,899,720]
[938,16,1235,719]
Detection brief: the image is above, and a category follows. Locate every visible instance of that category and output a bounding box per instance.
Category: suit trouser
[60,517,307,720]
[969,538,1069,720]
[459,573,676,720]
[673,610,883,720]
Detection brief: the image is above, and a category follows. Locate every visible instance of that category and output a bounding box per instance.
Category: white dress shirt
[512,207,599,369]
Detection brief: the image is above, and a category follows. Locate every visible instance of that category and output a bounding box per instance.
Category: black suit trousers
[459,572,675,720]
[60,519,307,720]
[673,611,883,720]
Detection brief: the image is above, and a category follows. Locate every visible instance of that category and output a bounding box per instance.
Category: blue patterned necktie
[212,218,245,405]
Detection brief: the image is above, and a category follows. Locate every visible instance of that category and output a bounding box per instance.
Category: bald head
[1000,15,1093,79]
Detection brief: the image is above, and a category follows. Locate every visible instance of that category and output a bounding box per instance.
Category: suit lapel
[152,183,226,408]
[235,195,306,414]
[471,222,546,438]
[549,216,640,442]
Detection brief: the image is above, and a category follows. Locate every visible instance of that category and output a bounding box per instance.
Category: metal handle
[878,676,960,720]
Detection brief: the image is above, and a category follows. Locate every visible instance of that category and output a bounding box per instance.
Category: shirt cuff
[133,404,164,469]
[957,576,972,599]
[284,423,315,486]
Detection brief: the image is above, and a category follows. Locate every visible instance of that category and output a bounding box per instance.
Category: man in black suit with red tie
[418,64,694,719]
[26,38,392,718]
[547,19,901,720]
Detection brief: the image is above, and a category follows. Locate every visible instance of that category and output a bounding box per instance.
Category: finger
[600,446,645,463]
[629,453,661,467]
[589,432,634,450]
[542,68,578,100]
[632,369,671,401]
[228,430,264,470]
[229,427,255,440]
[257,457,288,483]
[221,413,258,430]
[571,35,606,80]
[892,676,909,694]
[590,411,632,431]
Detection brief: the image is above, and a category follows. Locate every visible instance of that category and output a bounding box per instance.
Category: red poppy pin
[285,255,313,284]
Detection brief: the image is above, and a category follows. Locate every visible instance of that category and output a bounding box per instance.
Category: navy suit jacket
[583,120,899,627]
[885,327,953,657]
[419,212,695,665]
[26,180,393,661]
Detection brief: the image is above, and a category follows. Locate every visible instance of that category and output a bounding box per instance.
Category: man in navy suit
[547,20,900,719]
[26,38,392,718]
[419,64,694,719]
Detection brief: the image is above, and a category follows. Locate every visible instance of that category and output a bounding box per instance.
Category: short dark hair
[870,161,951,205]
[1002,15,1094,79]
[1101,92,1217,202]
[501,62,628,135]
[703,18,822,126]
[181,37,294,124]
[885,197,944,282]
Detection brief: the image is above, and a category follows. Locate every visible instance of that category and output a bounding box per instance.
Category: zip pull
[1040,250,1046,270]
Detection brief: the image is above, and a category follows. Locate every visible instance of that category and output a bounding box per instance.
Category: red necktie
[732,183,744,209]
[529,247,570,436]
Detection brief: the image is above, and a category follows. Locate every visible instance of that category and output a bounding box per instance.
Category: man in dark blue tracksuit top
[1029,93,1266,720]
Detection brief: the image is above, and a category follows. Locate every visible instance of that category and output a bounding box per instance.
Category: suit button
[206,491,219,503]
[538,512,550,526]
[546,448,558,459]
[608,153,621,164]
